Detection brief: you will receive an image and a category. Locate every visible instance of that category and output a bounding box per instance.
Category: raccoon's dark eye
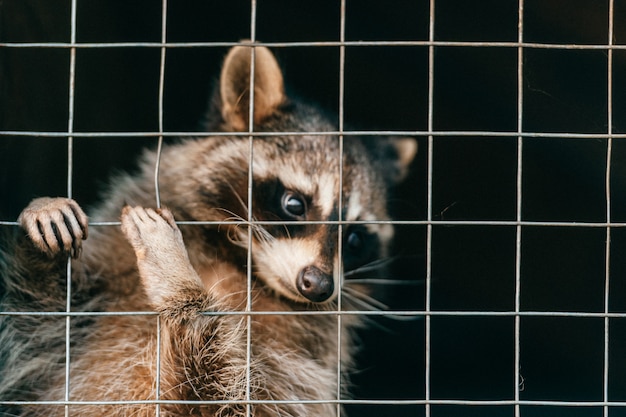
[344,226,379,273]
[346,230,364,253]
[282,192,306,218]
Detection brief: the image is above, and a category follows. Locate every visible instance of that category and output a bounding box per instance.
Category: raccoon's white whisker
[343,287,420,322]
[280,222,292,240]
[224,224,246,248]
[226,183,249,213]
[343,286,388,311]
[217,185,280,247]
[342,287,380,311]
[340,291,393,333]
[252,220,276,244]
[215,208,245,222]
[215,209,247,242]
[226,188,268,230]
[344,278,424,286]
[216,210,250,234]
[228,214,275,244]
[218,209,277,248]
[343,257,395,277]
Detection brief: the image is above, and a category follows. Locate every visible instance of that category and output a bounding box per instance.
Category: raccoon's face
[184,44,416,305]
[246,138,396,304]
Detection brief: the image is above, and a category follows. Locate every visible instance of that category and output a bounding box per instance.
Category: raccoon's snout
[297,266,334,303]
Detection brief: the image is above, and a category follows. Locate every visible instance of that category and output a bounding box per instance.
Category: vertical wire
[336,0,346,414]
[604,2,614,416]
[514,1,524,416]
[246,3,258,415]
[154,0,168,210]
[154,1,168,413]
[155,317,162,415]
[65,0,78,414]
[425,1,435,416]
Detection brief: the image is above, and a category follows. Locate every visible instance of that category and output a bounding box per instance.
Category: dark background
[3,1,626,416]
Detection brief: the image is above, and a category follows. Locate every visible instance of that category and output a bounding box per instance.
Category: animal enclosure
[2,1,626,416]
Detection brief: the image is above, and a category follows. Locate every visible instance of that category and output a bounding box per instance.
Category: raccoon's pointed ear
[220,45,286,131]
[382,137,418,184]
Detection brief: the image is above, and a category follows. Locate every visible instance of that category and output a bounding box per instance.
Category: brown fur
[0,45,416,417]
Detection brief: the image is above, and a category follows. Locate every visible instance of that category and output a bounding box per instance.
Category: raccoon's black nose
[297,266,334,303]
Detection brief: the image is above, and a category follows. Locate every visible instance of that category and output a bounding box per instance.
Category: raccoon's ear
[220,45,286,131]
[381,137,418,185]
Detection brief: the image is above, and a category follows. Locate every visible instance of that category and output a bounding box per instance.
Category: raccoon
[0,45,417,417]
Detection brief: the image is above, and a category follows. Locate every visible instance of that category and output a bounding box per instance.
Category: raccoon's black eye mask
[343,225,379,272]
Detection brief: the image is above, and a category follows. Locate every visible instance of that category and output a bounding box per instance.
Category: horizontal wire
[1,39,626,50]
[3,219,626,228]
[0,129,624,139]
[2,398,626,407]
[3,310,626,318]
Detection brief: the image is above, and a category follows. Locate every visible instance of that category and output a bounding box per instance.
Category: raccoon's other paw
[121,206,202,305]
[18,197,88,258]
[120,206,186,263]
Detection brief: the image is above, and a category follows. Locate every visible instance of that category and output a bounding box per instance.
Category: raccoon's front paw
[120,206,185,261]
[18,197,88,258]
[121,206,200,303]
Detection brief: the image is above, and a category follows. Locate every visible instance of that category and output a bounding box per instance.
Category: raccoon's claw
[18,197,89,259]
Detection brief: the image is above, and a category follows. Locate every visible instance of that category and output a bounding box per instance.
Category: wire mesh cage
[2,1,626,416]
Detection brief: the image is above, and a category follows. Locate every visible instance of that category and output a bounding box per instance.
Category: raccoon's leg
[120,206,207,314]
[0,199,90,410]
[120,206,249,414]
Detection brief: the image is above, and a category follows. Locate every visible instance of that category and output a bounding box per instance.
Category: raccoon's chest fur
[0,45,416,417]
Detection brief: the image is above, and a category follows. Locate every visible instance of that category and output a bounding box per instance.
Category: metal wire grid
[0,0,622,416]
